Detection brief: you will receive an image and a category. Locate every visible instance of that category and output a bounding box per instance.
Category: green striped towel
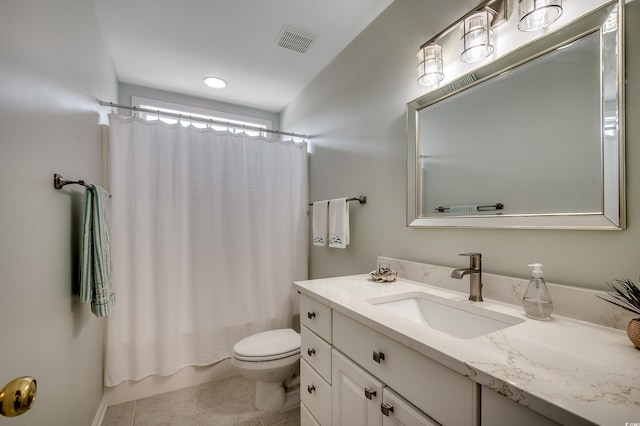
[80,184,116,317]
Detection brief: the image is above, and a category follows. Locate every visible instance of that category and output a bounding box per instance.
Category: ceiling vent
[274,26,314,54]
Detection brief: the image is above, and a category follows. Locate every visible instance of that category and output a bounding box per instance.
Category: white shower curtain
[105,114,308,386]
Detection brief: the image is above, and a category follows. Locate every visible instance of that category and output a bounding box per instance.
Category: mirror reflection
[407,1,624,229]
[419,33,601,217]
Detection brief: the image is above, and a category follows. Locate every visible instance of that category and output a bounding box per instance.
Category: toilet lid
[233,329,300,359]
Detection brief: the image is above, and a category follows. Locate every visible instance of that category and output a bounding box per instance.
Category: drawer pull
[307,311,316,319]
[307,348,316,356]
[307,385,316,394]
[381,402,394,416]
[364,388,377,400]
[372,351,385,363]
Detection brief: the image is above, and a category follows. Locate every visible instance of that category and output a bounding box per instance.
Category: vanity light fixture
[417,44,445,86]
[416,0,507,85]
[460,11,494,63]
[203,76,228,89]
[518,0,563,32]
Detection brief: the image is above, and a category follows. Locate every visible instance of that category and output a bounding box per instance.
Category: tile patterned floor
[102,375,300,426]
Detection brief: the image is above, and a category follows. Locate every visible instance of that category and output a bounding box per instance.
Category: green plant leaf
[596,295,640,315]
[598,278,640,315]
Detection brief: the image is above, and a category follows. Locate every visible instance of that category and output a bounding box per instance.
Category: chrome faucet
[451,253,483,302]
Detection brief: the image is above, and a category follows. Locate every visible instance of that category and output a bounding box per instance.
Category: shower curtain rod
[99,101,311,140]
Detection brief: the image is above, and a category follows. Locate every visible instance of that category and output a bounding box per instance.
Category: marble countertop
[294,274,640,426]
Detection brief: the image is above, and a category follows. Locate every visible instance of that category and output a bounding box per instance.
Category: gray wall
[0,1,118,425]
[281,0,640,290]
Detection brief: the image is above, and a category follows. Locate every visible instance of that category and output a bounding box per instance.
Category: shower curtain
[104,114,308,386]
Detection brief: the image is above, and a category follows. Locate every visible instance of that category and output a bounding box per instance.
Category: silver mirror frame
[407,0,625,230]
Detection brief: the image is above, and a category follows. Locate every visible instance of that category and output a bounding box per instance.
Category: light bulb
[518,0,563,32]
[417,44,444,85]
[460,11,494,63]
[203,76,228,89]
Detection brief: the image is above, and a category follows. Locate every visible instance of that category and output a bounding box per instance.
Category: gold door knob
[0,376,37,417]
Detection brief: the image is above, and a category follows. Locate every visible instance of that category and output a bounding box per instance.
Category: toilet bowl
[231,328,301,412]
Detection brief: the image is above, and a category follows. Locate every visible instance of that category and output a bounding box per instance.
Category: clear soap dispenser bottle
[523,263,553,320]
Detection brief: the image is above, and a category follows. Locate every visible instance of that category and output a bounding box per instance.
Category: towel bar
[53,173,91,190]
[435,203,503,213]
[308,196,367,207]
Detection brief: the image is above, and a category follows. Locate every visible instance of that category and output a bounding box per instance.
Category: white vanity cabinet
[299,290,477,426]
[332,348,439,426]
[300,293,333,425]
[301,403,321,426]
[382,387,440,426]
[301,359,332,426]
[481,387,561,426]
[332,310,477,426]
[300,293,332,342]
[332,349,384,426]
[302,323,332,381]
[295,269,639,426]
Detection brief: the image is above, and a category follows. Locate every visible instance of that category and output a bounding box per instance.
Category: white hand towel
[312,200,329,246]
[329,198,349,249]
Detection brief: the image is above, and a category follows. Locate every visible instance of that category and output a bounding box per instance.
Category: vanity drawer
[301,359,332,426]
[333,311,476,426]
[302,325,332,383]
[301,402,321,426]
[300,294,332,343]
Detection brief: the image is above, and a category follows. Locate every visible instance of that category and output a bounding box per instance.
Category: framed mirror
[407,0,625,230]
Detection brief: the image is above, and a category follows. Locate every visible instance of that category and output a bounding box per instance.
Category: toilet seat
[232,329,300,362]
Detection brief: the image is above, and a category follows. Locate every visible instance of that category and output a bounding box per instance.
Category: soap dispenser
[522,263,553,320]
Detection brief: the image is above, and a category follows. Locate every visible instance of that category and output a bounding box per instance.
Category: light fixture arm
[419,0,508,50]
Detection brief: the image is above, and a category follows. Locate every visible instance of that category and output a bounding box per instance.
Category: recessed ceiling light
[203,76,227,89]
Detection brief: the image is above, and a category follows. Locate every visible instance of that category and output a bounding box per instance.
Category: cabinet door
[332,349,384,426]
[382,387,440,426]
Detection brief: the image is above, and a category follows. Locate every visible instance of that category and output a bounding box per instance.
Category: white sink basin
[367,291,524,339]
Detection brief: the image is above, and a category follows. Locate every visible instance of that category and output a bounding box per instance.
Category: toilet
[231,328,301,412]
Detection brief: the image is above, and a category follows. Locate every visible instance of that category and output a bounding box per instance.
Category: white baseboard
[92,397,108,426]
